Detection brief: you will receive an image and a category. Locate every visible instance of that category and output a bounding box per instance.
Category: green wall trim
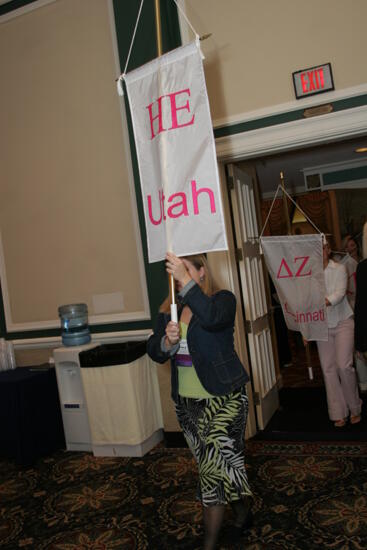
[0,286,6,338]
[324,165,367,185]
[6,320,152,341]
[214,94,367,139]
[0,0,36,16]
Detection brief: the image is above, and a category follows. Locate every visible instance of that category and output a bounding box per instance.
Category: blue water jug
[58,303,91,347]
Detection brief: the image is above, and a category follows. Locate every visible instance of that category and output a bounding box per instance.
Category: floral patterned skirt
[175,387,252,507]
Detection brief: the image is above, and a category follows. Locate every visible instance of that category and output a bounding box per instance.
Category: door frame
[211,105,367,438]
[215,104,367,162]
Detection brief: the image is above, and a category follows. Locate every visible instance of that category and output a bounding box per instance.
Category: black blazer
[354,259,367,352]
[147,283,249,402]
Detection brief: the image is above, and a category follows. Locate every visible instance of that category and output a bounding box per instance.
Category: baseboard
[92,429,164,457]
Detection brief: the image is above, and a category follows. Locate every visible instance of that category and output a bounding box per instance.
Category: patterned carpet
[1,441,367,549]
[281,337,324,389]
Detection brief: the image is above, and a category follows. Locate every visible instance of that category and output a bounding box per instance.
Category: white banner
[124,42,227,263]
[260,234,328,341]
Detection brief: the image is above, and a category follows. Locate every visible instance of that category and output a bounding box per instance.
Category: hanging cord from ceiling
[116,0,208,96]
[259,184,324,239]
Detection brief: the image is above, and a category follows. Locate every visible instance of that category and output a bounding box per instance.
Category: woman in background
[147,252,252,549]
[339,235,359,310]
[316,239,362,427]
[341,234,361,264]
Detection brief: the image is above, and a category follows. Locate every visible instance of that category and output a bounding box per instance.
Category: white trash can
[79,342,164,457]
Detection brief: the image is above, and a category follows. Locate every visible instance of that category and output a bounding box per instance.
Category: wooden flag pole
[154,0,178,322]
[154,0,163,56]
[305,343,313,381]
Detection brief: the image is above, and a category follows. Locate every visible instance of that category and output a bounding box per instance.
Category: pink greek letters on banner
[146,88,195,139]
[124,42,227,263]
[260,234,328,341]
[277,256,312,278]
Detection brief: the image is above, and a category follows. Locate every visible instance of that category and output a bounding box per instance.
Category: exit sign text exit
[292,63,334,99]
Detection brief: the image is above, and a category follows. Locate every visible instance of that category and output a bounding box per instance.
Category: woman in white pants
[317,240,362,427]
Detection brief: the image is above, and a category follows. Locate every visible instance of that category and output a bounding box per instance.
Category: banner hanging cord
[171,0,200,41]
[116,0,145,95]
[259,185,281,238]
[282,186,323,235]
[259,184,323,238]
[123,0,145,75]
[116,0,206,95]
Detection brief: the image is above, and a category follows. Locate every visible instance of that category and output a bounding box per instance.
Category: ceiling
[254,135,367,197]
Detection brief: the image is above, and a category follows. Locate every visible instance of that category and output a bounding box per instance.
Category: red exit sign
[292,63,334,99]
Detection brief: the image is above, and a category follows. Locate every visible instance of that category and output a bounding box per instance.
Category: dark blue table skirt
[0,366,65,465]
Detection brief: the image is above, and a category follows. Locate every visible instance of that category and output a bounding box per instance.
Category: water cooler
[53,343,98,451]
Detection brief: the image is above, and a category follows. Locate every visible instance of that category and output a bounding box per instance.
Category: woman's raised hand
[165,320,180,348]
[165,252,191,286]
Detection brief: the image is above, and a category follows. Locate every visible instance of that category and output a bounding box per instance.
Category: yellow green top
[177,322,213,399]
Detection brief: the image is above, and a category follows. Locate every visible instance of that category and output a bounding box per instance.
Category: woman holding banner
[147,252,252,549]
[316,240,362,427]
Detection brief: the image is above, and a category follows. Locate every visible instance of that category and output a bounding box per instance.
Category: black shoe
[230,509,254,542]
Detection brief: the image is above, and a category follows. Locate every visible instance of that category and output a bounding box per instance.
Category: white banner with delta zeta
[123,41,227,263]
[260,234,328,341]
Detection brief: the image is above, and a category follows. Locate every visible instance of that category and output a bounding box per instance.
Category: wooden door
[227,163,279,429]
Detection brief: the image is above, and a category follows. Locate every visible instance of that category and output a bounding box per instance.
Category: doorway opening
[227,135,367,439]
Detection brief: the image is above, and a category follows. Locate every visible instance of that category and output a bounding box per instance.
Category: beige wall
[2,0,365,332]
[0,0,148,330]
[183,0,367,124]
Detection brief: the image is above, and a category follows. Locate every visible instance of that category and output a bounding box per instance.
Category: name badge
[176,339,192,367]
[178,339,189,355]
